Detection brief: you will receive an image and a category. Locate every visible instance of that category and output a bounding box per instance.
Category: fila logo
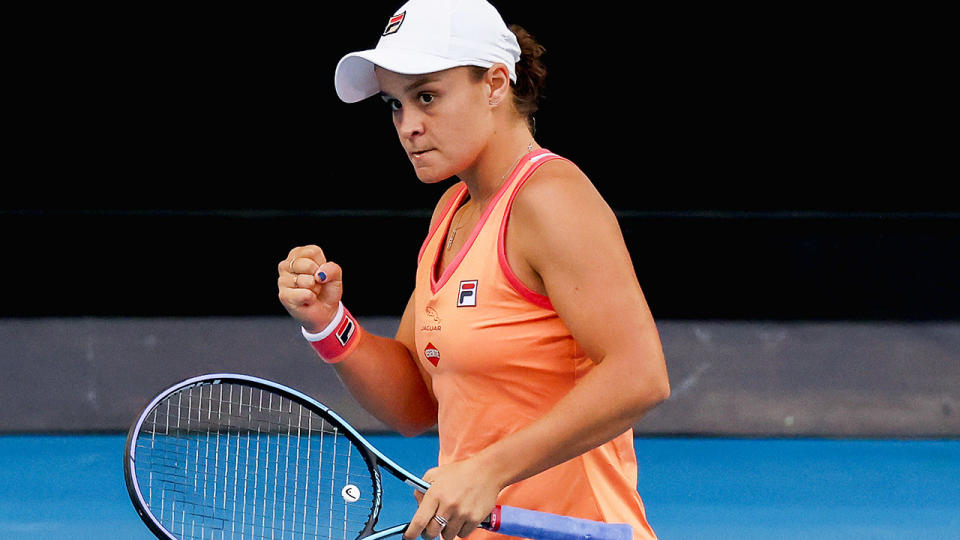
[383,11,405,35]
[458,280,478,307]
[335,316,355,347]
[424,343,440,366]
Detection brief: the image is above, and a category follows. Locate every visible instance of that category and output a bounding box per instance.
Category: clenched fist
[277,245,344,333]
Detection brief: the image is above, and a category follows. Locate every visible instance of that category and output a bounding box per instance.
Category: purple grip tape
[494,505,633,540]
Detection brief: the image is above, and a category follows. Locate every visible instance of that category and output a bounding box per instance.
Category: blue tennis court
[1,434,956,539]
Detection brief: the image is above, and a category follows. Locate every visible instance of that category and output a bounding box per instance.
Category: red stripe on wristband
[303,304,363,363]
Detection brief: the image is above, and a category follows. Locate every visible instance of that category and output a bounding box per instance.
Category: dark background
[4,3,956,320]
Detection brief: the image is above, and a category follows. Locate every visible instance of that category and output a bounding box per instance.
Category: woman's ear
[485,63,512,107]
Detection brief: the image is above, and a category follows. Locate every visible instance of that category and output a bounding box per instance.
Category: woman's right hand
[277,245,344,333]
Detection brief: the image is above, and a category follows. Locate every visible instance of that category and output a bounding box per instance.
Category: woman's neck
[458,123,539,208]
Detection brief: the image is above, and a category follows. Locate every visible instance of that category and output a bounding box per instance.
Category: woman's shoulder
[528,153,589,186]
[513,154,612,222]
[505,152,625,295]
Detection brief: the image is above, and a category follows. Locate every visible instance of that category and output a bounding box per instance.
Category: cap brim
[334,48,466,103]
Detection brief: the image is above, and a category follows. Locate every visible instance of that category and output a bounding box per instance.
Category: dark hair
[508,24,547,130]
[469,24,546,134]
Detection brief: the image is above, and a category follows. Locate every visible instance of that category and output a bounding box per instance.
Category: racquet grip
[486,505,633,540]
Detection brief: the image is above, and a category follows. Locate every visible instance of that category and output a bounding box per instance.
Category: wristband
[301,302,363,363]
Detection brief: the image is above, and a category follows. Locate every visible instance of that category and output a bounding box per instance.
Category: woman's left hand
[403,457,503,540]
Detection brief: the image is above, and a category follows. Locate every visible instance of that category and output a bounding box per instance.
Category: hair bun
[508,24,547,129]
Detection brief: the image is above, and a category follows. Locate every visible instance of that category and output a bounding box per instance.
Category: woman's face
[375,66,494,183]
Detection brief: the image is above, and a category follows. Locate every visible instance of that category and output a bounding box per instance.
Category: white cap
[334,0,521,103]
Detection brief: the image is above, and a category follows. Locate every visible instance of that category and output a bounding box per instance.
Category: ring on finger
[291,273,298,288]
[433,515,448,529]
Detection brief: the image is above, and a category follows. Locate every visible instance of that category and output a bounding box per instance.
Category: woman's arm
[279,247,437,436]
[277,185,463,436]
[329,289,439,437]
[479,158,671,477]
[404,161,670,540]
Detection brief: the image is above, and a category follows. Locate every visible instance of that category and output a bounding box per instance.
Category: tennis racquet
[124,373,633,540]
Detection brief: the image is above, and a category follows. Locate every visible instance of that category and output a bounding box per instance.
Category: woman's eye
[380,94,431,111]
[380,95,402,111]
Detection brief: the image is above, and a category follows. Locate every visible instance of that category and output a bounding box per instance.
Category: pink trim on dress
[429,150,554,294]
[497,152,568,310]
[418,183,468,265]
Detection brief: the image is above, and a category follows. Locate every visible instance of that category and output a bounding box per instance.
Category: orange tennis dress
[413,149,656,540]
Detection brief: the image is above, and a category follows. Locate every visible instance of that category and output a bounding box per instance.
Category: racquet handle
[485,505,633,540]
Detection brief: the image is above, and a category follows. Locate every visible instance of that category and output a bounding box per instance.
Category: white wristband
[301,302,345,342]
[300,302,362,363]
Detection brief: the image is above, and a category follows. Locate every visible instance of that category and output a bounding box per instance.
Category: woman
[278,1,670,539]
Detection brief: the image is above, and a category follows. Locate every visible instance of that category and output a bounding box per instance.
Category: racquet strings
[132,382,377,540]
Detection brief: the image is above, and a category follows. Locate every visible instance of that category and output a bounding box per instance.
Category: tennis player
[278,1,670,539]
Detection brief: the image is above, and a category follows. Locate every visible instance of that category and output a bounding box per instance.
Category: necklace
[503,142,535,180]
[446,204,470,250]
[445,142,535,251]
